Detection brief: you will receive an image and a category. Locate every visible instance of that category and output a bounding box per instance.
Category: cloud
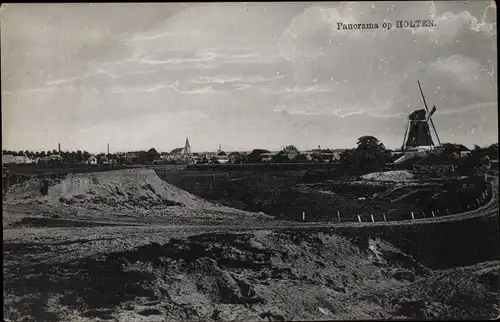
[262,84,333,94]
[438,101,497,115]
[412,9,497,43]
[2,2,497,152]
[191,75,242,84]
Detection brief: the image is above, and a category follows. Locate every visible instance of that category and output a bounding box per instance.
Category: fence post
[302,211,306,222]
[411,212,415,220]
[383,213,387,222]
[432,210,435,218]
[357,215,362,223]
[337,210,341,223]
[371,214,375,222]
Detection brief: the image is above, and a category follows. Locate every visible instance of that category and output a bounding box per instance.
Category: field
[3,166,499,321]
[156,168,491,222]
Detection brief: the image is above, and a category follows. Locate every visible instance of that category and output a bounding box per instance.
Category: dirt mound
[362,171,414,182]
[4,169,272,221]
[5,230,498,321]
[6,169,206,207]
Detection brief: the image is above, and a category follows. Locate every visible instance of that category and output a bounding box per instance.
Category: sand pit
[4,168,272,221]
[362,170,414,182]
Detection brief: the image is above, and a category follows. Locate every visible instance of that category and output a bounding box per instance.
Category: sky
[1,1,497,153]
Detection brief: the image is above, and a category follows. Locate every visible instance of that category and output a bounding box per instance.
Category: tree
[271,151,290,163]
[146,148,160,164]
[339,136,389,175]
[210,155,220,164]
[83,151,91,162]
[441,143,469,152]
[247,149,270,163]
[283,145,298,153]
[486,143,499,159]
[197,155,209,164]
[75,150,83,163]
[282,145,299,161]
[293,153,310,163]
[97,153,107,164]
[229,152,247,164]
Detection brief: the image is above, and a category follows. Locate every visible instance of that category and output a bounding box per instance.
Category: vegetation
[339,136,390,175]
[246,149,270,163]
[2,142,497,167]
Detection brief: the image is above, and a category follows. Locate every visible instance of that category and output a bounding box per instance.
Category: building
[2,154,36,164]
[183,137,191,155]
[301,147,337,163]
[2,154,15,164]
[164,138,194,164]
[87,155,98,165]
[216,151,229,164]
[460,151,472,158]
[260,152,279,162]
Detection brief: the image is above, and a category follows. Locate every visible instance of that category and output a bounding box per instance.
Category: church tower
[183,137,191,155]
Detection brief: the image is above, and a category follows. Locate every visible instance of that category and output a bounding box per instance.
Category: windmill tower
[395,81,442,164]
[183,137,191,155]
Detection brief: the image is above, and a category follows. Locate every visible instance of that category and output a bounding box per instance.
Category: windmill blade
[429,105,437,117]
[418,81,442,147]
[426,105,437,122]
[417,80,431,113]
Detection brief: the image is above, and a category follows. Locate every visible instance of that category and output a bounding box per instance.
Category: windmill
[395,81,443,164]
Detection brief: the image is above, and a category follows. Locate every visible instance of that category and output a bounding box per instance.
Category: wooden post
[432,210,435,218]
[357,215,362,223]
[383,213,387,222]
[371,214,375,222]
[302,212,305,222]
[337,210,341,223]
[411,212,415,220]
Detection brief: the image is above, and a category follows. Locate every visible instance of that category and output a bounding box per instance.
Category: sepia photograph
[2,1,498,321]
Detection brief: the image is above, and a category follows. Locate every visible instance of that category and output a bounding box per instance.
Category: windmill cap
[409,109,427,121]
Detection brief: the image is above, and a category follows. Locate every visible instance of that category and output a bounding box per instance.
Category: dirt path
[3,176,498,269]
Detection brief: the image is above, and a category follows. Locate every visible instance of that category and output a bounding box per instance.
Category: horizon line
[3,141,498,155]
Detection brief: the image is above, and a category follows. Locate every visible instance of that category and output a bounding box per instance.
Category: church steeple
[183,137,191,155]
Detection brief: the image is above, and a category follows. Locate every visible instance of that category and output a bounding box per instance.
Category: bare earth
[3,169,500,321]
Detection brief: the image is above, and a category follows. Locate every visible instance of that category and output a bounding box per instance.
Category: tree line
[3,141,498,168]
[3,150,92,162]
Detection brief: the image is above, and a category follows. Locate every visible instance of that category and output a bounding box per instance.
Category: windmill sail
[426,106,436,122]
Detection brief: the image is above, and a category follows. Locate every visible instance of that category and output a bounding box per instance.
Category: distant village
[1,137,346,166]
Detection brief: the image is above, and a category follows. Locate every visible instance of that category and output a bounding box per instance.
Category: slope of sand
[4,230,498,321]
[362,170,414,182]
[4,168,272,222]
